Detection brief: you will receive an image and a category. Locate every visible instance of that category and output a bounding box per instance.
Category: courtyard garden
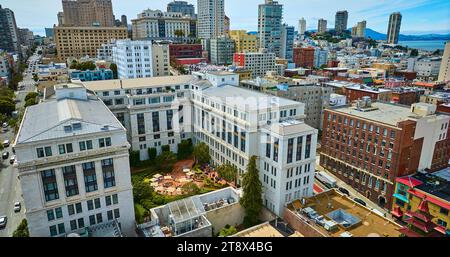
[131,140,238,224]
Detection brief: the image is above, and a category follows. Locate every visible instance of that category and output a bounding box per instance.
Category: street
[315,154,392,219]
[0,51,40,237]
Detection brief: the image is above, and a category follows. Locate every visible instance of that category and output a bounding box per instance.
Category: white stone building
[233,49,277,79]
[113,39,154,79]
[13,83,135,237]
[84,72,318,217]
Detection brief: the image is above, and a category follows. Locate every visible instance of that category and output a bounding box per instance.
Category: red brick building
[320,101,450,210]
[293,47,314,68]
[169,44,203,59]
[344,85,392,103]
[389,89,423,106]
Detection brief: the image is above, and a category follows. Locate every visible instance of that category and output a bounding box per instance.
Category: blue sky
[2,0,449,36]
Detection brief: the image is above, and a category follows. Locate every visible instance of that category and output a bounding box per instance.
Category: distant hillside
[365,28,450,41]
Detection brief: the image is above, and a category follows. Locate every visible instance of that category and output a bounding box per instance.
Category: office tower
[121,15,127,27]
[0,5,19,52]
[335,10,348,34]
[112,39,154,79]
[387,12,402,44]
[197,0,225,39]
[233,49,277,78]
[132,9,197,40]
[61,0,114,27]
[229,30,258,53]
[298,18,306,37]
[280,24,295,62]
[54,26,127,61]
[321,101,449,210]
[210,36,235,65]
[438,42,450,82]
[14,83,136,237]
[318,19,327,34]
[167,1,196,17]
[258,0,283,57]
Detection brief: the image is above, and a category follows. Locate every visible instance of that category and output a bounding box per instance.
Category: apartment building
[0,4,19,53]
[228,30,258,53]
[84,72,318,216]
[61,0,114,27]
[233,49,276,78]
[318,19,327,34]
[293,47,315,68]
[320,99,450,210]
[387,12,402,44]
[54,26,128,61]
[13,83,135,237]
[335,11,348,34]
[197,0,225,39]
[210,36,235,65]
[414,57,442,81]
[112,40,153,79]
[131,9,197,40]
[314,49,328,68]
[151,43,170,77]
[280,25,294,63]
[258,0,283,57]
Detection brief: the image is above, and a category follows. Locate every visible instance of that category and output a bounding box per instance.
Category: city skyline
[2,0,449,36]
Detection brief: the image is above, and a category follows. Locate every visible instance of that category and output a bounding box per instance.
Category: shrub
[12,219,29,237]
[161,145,170,152]
[219,224,237,237]
[129,150,140,167]
[148,148,157,161]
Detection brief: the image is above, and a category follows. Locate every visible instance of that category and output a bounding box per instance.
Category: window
[94,198,101,209]
[305,135,312,159]
[47,210,55,221]
[287,138,294,164]
[83,162,97,193]
[41,169,59,202]
[57,223,65,234]
[96,213,103,223]
[107,210,113,220]
[70,220,77,231]
[437,219,447,227]
[102,158,116,188]
[55,207,63,219]
[87,200,94,211]
[112,194,118,204]
[68,205,75,216]
[75,203,82,214]
[440,208,449,215]
[137,113,145,135]
[37,146,52,158]
[89,215,96,226]
[77,218,84,228]
[49,225,57,236]
[152,112,160,132]
[79,141,86,151]
[63,165,79,197]
[106,195,112,206]
[114,209,120,219]
[37,147,45,158]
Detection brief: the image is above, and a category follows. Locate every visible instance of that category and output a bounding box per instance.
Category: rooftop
[82,75,194,91]
[15,88,124,144]
[233,220,303,237]
[201,85,301,111]
[346,84,392,94]
[289,190,402,237]
[329,102,431,126]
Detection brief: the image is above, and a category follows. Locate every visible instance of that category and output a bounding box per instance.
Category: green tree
[25,92,38,102]
[177,139,193,160]
[110,63,118,79]
[148,148,157,161]
[219,224,237,237]
[129,150,141,167]
[0,100,15,115]
[181,182,200,195]
[12,219,29,237]
[24,98,37,108]
[161,145,170,152]
[133,180,153,203]
[174,29,185,38]
[193,142,210,164]
[155,151,177,172]
[410,49,419,57]
[240,156,263,228]
[32,73,39,82]
[217,163,238,184]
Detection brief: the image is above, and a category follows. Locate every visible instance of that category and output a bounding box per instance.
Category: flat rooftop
[82,75,194,91]
[412,170,450,203]
[346,85,392,94]
[289,190,402,237]
[329,102,423,126]
[201,85,301,111]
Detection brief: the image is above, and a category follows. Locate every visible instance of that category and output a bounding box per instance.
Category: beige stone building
[151,43,170,77]
[61,0,114,27]
[54,26,128,61]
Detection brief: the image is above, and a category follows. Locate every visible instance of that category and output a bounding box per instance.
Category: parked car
[2,140,10,147]
[2,152,9,160]
[9,155,15,164]
[338,187,350,196]
[13,202,21,213]
[0,216,7,229]
[314,215,326,226]
[2,122,7,128]
[353,198,367,206]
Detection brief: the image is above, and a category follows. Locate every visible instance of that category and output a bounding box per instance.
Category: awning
[434,225,447,235]
[393,193,409,203]
[398,227,423,237]
[391,207,403,218]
